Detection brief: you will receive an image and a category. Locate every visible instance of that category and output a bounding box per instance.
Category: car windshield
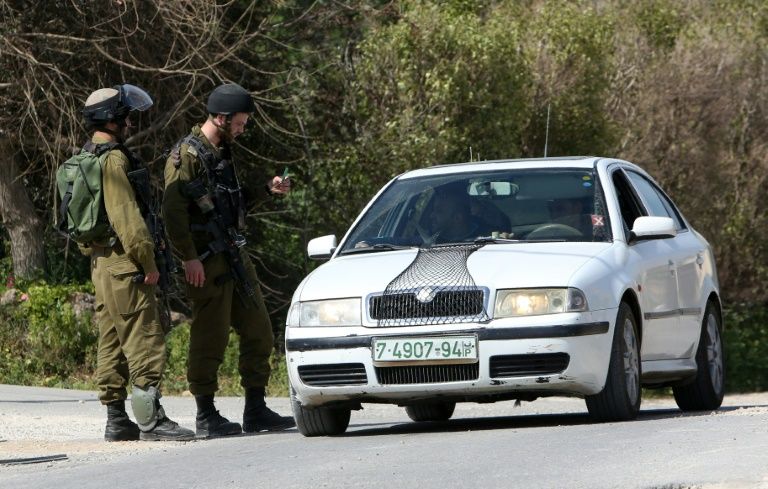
[339,168,612,254]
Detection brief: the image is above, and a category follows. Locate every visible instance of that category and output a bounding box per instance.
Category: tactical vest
[176,135,246,232]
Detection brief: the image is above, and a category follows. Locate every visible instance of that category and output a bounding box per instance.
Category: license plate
[372,336,478,364]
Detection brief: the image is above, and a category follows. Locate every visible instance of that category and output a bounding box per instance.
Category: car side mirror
[307,234,337,260]
[629,216,676,243]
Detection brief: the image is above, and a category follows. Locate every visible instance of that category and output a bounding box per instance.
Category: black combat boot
[139,403,196,441]
[242,387,296,433]
[195,394,242,438]
[104,400,140,442]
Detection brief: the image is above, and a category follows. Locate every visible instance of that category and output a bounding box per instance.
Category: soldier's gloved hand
[144,271,160,285]
[183,259,206,287]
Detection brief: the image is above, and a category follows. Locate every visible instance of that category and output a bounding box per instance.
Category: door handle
[668,259,676,275]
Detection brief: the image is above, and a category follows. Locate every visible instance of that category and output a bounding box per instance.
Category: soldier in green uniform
[162,83,295,437]
[81,85,194,441]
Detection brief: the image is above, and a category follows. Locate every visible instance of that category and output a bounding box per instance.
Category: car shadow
[345,412,593,436]
[342,404,767,437]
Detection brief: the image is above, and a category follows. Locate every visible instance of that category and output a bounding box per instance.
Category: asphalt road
[1,384,767,489]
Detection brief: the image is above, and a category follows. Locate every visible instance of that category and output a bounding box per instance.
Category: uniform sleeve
[102,151,158,274]
[162,145,199,261]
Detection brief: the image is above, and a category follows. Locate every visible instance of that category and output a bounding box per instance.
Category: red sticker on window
[591,215,605,227]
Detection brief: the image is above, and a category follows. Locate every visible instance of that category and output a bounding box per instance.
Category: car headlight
[293,298,361,327]
[494,288,588,318]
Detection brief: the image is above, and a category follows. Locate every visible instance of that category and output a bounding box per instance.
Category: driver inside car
[424,187,481,244]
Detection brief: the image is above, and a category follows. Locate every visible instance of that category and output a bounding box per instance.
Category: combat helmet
[206,83,255,115]
[83,84,153,129]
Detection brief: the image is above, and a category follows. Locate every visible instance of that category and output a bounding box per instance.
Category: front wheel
[290,389,351,437]
[405,401,456,422]
[586,302,641,422]
[673,302,725,411]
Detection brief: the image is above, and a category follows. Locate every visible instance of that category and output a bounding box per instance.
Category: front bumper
[286,310,616,408]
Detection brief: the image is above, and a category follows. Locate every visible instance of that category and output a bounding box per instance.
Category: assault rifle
[127,167,176,333]
[186,179,258,308]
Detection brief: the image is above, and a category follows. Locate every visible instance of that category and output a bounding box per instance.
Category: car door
[624,170,702,358]
[611,168,681,361]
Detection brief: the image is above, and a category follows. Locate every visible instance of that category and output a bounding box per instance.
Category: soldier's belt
[89,241,123,257]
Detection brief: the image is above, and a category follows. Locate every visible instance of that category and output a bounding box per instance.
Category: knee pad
[131,385,160,431]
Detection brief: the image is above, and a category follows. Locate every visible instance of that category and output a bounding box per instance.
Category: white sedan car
[285,157,725,436]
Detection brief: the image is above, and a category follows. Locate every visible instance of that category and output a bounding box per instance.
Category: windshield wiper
[474,237,521,244]
[474,237,567,244]
[340,243,415,255]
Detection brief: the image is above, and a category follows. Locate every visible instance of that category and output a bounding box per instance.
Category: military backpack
[55,141,118,244]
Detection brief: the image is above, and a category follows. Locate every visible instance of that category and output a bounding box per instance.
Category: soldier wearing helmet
[81,84,194,442]
[162,83,294,437]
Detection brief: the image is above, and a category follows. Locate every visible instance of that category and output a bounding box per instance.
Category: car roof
[398,156,616,180]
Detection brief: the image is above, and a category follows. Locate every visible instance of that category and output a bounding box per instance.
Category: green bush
[0,288,290,396]
[0,302,35,385]
[723,303,768,392]
[22,283,97,374]
[0,281,97,388]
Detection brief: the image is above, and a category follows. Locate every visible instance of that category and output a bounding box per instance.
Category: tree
[0,0,306,281]
[0,135,46,279]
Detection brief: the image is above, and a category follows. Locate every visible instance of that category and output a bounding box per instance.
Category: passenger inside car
[548,197,593,237]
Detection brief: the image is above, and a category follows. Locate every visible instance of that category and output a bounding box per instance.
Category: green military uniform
[162,125,273,396]
[88,135,166,404]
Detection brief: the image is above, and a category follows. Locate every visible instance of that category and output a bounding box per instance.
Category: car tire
[290,388,351,437]
[672,301,725,411]
[404,402,456,422]
[585,302,641,422]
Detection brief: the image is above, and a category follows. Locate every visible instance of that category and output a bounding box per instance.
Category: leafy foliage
[0,288,290,396]
[0,281,96,387]
[723,304,768,392]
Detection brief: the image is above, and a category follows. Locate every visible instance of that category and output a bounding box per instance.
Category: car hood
[297,242,612,301]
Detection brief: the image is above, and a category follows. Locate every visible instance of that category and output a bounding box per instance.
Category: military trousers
[91,246,166,404]
[187,251,274,396]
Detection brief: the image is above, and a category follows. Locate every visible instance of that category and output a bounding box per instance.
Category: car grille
[369,289,486,322]
[375,363,480,385]
[489,353,570,378]
[298,363,368,387]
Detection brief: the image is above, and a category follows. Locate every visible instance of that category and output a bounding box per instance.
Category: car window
[625,170,686,230]
[656,190,687,230]
[339,168,612,254]
[611,169,645,237]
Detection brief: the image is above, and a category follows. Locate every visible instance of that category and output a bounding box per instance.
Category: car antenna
[544,103,551,157]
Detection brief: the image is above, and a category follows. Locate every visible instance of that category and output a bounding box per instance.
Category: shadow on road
[342,404,767,437]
